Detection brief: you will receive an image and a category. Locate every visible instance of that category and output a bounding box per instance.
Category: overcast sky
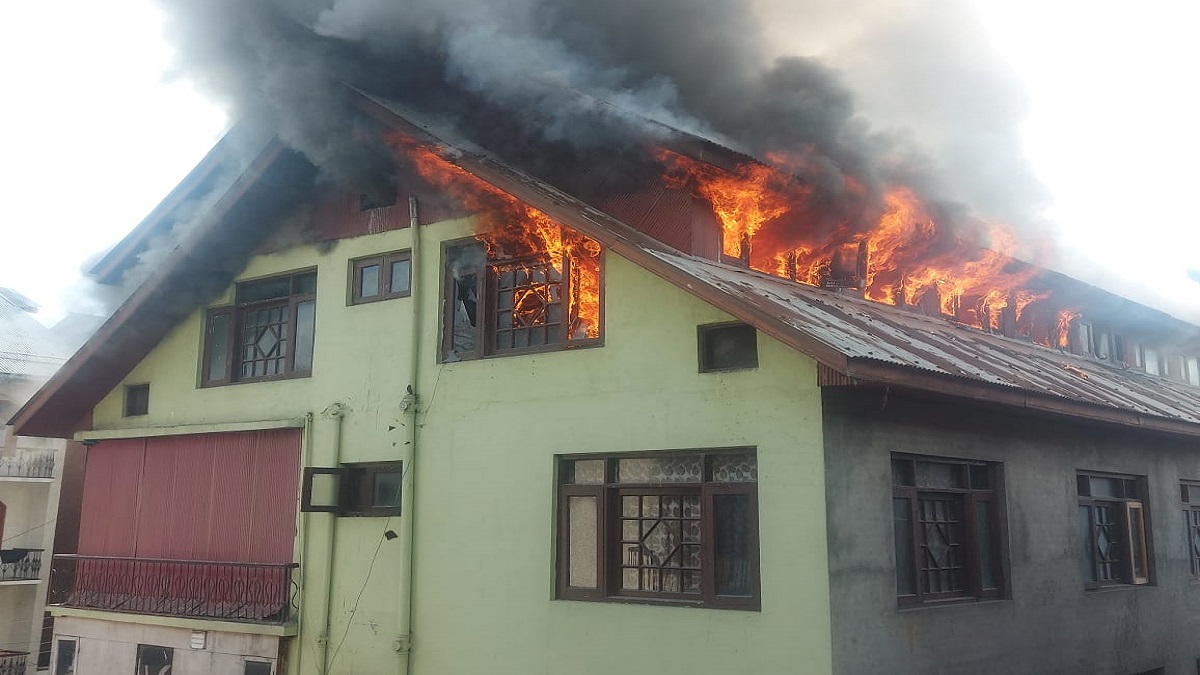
[1,0,1196,325]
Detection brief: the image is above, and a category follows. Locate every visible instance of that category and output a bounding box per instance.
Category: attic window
[202,269,317,386]
[441,237,603,362]
[698,323,758,372]
[359,188,397,211]
[123,384,149,417]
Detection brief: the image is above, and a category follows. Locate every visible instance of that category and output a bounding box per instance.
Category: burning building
[10,2,1200,674]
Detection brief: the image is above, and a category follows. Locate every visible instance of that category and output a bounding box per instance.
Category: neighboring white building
[0,289,71,675]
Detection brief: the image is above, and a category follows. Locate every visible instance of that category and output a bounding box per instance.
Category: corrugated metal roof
[648,251,1200,425]
[0,293,70,379]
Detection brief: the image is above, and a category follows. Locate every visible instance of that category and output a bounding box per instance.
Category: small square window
[350,251,412,305]
[301,461,403,516]
[124,384,150,417]
[698,323,758,372]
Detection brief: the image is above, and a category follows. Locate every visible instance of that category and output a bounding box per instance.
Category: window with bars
[556,450,759,610]
[1183,482,1200,576]
[891,454,1006,606]
[441,236,602,362]
[1077,471,1151,588]
[202,270,317,385]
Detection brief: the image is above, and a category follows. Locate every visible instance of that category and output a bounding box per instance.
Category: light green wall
[92,215,832,675]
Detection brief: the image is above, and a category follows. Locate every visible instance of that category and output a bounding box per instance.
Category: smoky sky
[153,0,1049,251]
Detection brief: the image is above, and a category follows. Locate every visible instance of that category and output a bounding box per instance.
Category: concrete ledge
[75,418,307,442]
[47,606,299,636]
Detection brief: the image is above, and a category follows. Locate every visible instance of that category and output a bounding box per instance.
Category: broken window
[301,461,403,517]
[135,644,173,675]
[891,454,1006,606]
[557,450,759,610]
[1078,471,1151,587]
[202,269,317,386]
[441,234,602,362]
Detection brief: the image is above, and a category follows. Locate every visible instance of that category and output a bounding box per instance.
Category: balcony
[49,555,298,625]
[0,651,27,675]
[0,549,43,581]
[0,450,54,478]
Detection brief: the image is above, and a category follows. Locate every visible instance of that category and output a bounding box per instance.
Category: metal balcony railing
[0,549,43,581]
[0,650,27,675]
[49,555,298,625]
[0,451,55,478]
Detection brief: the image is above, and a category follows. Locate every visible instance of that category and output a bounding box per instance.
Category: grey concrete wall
[823,387,1200,675]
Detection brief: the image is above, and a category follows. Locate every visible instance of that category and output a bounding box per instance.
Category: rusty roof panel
[649,251,1200,426]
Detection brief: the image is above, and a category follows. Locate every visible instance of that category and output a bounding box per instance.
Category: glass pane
[714,493,752,595]
[1077,474,1091,497]
[55,640,76,675]
[969,465,991,490]
[293,272,318,295]
[359,264,380,298]
[1079,505,1096,581]
[1090,477,1120,498]
[915,461,961,489]
[712,454,758,483]
[567,496,597,588]
[918,495,966,594]
[238,277,291,303]
[372,472,401,508]
[618,456,702,483]
[568,459,604,485]
[206,314,229,381]
[891,458,914,487]
[1129,504,1147,580]
[294,300,315,371]
[976,501,997,590]
[390,259,412,294]
[894,498,915,595]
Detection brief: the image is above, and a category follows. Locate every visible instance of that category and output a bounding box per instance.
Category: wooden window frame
[301,461,403,517]
[697,322,759,372]
[1077,471,1153,589]
[555,449,760,611]
[123,383,150,417]
[201,269,317,387]
[891,454,1008,607]
[349,250,412,305]
[440,238,604,363]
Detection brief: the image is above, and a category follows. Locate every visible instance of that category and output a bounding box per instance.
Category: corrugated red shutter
[76,429,300,563]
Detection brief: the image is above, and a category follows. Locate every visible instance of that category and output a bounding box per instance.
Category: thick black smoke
[154,0,1046,250]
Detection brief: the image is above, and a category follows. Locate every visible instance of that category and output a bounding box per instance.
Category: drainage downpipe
[397,196,422,674]
[320,402,348,675]
[295,412,315,675]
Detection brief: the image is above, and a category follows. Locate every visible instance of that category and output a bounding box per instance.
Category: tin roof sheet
[648,251,1200,425]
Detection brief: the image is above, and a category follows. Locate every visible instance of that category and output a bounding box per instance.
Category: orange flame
[661,150,1062,345]
[391,134,601,339]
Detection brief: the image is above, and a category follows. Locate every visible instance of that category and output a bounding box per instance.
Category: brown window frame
[123,383,150,417]
[555,449,760,611]
[891,454,1008,607]
[300,461,403,517]
[440,237,604,363]
[201,269,317,386]
[698,322,759,372]
[1077,471,1152,589]
[349,250,412,305]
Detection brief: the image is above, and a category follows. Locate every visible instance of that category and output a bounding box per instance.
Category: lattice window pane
[491,259,563,351]
[619,492,702,595]
[240,304,289,378]
[917,495,966,595]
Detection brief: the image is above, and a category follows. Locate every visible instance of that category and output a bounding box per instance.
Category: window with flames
[442,229,602,361]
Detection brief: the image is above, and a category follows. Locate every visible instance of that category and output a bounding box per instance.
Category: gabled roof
[12,92,1200,438]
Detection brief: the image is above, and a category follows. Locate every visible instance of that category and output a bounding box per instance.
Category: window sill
[200,371,312,388]
[897,596,1008,611]
[556,595,760,612]
[1083,582,1155,593]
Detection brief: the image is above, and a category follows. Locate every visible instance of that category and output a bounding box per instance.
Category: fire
[1057,310,1081,349]
[390,134,601,339]
[661,150,1066,346]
